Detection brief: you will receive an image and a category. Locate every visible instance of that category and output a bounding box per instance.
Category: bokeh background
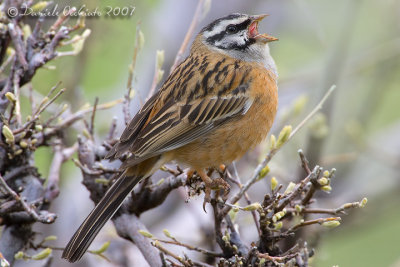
[23,0,400,266]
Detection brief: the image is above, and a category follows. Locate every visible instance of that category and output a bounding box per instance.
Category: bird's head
[200,13,277,57]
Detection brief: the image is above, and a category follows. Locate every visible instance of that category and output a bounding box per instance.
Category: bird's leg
[185,168,196,182]
[197,169,230,211]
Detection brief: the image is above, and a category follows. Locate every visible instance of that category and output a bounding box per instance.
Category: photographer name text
[8,4,136,18]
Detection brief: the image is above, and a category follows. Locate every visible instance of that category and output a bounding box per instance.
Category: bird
[62,13,278,262]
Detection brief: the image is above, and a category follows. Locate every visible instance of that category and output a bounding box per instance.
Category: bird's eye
[226,25,238,34]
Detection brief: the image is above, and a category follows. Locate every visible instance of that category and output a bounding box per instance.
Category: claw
[203,186,211,212]
[196,169,230,212]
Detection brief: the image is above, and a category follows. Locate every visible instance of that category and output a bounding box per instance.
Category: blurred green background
[24,0,400,266]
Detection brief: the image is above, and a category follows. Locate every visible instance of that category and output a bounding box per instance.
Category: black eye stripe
[205,19,252,45]
[215,38,256,51]
[228,19,251,33]
[206,32,226,44]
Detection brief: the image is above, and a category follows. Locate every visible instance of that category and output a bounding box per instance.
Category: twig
[0,51,15,74]
[289,85,336,139]
[287,217,341,232]
[297,149,320,205]
[124,24,141,124]
[72,158,103,176]
[276,165,320,212]
[231,162,261,236]
[0,174,56,224]
[13,84,65,135]
[169,0,207,73]
[89,97,99,137]
[156,239,223,258]
[37,245,111,262]
[298,149,311,174]
[49,7,76,32]
[13,69,22,124]
[152,241,191,266]
[2,166,36,181]
[42,103,69,129]
[7,23,28,70]
[287,201,364,215]
[160,165,182,176]
[147,54,162,100]
[106,117,118,141]
[32,97,124,146]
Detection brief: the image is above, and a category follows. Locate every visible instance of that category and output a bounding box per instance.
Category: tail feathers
[62,174,142,262]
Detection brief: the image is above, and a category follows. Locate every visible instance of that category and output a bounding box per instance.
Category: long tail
[62,173,143,262]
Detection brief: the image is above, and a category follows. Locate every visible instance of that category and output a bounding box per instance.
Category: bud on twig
[284,182,296,195]
[2,125,15,144]
[32,248,52,260]
[272,209,286,223]
[322,220,340,228]
[257,165,269,180]
[138,30,145,50]
[163,229,173,239]
[243,202,262,211]
[321,185,332,192]
[14,251,24,260]
[269,134,276,150]
[273,221,283,230]
[138,230,153,238]
[156,50,165,69]
[276,125,292,148]
[5,92,16,103]
[318,177,329,186]
[359,197,368,208]
[270,176,278,191]
[91,241,110,254]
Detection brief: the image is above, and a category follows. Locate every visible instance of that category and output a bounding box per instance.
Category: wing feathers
[108,58,258,167]
[129,95,251,160]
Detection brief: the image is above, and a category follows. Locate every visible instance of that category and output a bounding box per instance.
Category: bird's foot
[197,170,230,212]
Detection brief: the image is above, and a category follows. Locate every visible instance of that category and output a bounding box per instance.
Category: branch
[290,85,336,138]
[276,165,320,212]
[12,82,64,135]
[230,163,261,236]
[113,214,162,267]
[7,23,28,70]
[0,174,56,224]
[287,200,366,216]
[287,217,341,232]
[44,142,77,202]
[130,171,188,215]
[155,238,222,258]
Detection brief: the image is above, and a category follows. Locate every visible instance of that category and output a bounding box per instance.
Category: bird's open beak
[248,14,278,43]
